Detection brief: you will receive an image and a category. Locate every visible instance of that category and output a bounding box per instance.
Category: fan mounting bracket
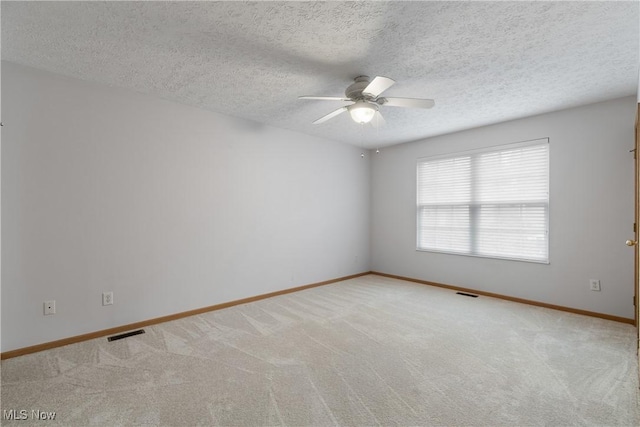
[345,76,372,100]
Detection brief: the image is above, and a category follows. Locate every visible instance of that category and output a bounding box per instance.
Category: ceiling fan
[299,76,435,125]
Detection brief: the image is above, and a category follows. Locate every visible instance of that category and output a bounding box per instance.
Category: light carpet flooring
[1,274,639,426]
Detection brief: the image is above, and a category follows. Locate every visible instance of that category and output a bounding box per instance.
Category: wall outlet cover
[102,292,114,306]
[44,300,56,315]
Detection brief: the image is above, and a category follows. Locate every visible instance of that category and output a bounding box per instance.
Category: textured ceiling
[2,1,639,148]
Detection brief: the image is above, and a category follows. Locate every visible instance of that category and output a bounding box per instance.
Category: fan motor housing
[345,76,371,100]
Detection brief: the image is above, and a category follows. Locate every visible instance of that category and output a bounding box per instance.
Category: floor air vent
[107,329,145,342]
[456,292,479,298]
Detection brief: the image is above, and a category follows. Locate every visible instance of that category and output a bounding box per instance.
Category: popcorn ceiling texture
[2,1,638,147]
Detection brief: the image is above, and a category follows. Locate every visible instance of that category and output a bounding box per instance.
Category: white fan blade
[299,96,351,101]
[381,97,435,109]
[362,76,395,98]
[313,106,348,124]
[371,111,386,129]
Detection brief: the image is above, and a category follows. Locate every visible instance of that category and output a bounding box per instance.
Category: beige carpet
[2,274,639,426]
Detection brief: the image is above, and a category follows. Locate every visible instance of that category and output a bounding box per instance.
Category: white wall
[1,60,3,355]
[1,61,371,352]
[371,96,637,319]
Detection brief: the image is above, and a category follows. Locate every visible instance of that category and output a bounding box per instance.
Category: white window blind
[417,139,549,263]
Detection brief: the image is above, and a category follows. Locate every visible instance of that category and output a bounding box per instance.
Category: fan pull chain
[360,122,365,158]
[375,111,380,154]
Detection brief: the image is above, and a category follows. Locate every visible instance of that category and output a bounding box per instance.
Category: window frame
[416,138,550,264]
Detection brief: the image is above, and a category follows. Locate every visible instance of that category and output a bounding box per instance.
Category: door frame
[633,102,640,338]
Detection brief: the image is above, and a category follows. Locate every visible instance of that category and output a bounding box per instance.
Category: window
[417,138,549,263]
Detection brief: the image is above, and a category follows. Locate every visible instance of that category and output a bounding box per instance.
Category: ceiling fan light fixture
[348,101,377,124]
[301,76,434,126]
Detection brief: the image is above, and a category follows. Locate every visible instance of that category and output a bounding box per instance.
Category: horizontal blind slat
[417,139,549,262]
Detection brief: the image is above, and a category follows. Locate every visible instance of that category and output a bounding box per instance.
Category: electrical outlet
[589,279,601,292]
[102,291,113,306]
[44,300,56,315]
